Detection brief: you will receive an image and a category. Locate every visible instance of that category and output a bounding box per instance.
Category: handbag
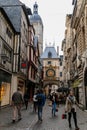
[56,108,58,112]
[62,113,67,119]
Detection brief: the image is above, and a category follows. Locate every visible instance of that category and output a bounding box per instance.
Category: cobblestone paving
[0,101,87,130]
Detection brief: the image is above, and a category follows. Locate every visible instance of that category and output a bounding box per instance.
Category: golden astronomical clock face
[46,69,55,77]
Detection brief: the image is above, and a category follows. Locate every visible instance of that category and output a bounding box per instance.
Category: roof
[0,0,30,32]
[41,46,58,59]
[0,7,16,32]
[30,14,42,23]
[30,2,43,25]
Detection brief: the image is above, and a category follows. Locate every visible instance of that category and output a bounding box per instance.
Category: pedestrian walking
[24,92,29,110]
[65,90,79,130]
[36,89,46,122]
[50,92,58,117]
[11,87,23,123]
[33,92,38,112]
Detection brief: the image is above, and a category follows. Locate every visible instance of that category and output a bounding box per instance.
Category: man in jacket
[12,87,23,123]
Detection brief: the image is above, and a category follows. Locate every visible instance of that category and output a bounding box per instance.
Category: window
[6,27,12,39]
[48,51,52,58]
[48,61,51,64]
[60,61,62,66]
[60,72,62,77]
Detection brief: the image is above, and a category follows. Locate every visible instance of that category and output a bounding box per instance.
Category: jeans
[38,106,43,120]
[52,102,56,116]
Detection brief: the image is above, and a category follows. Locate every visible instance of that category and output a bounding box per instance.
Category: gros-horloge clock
[46,69,55,77]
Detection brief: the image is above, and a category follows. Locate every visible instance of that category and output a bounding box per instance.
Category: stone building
[71,0,87,108]
[30,2,43,56]
[62,15,73,89]
[62,0,87,109]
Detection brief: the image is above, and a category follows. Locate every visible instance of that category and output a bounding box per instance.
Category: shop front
[0,69,11,107]
[71,79,80,103]
[27,80,35,101]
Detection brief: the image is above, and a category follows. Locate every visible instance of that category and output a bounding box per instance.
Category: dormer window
[48,51,52,58]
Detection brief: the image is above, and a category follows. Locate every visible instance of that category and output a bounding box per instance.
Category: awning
[71,79,80,88]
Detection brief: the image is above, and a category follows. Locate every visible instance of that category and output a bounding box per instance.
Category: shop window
[0,82,10,106]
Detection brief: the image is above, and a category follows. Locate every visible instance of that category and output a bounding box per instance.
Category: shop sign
[21,62,27,69]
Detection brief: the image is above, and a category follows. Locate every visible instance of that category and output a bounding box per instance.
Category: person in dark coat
[33,92,38,112]
[36,89,46,121]
[24,92,29,110]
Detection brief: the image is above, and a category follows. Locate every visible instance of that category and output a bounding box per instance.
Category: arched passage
[43,81,59,96]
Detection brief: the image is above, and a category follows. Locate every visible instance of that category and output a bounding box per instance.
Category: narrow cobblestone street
[0,100,87,130]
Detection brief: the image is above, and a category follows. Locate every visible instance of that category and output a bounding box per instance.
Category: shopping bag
[62,113,67,119]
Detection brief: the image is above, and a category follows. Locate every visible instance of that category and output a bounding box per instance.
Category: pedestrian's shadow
[0,120,20,128]
[49,115,58,120]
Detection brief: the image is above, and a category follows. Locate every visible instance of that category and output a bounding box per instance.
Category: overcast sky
[20,0,74,54]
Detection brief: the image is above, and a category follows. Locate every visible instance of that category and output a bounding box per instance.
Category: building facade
[27,24,40,100]
[0,0,31,106]
[0,7,15,106]
[62,0,87,109]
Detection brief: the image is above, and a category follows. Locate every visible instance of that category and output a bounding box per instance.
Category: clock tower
[41,46,60,95]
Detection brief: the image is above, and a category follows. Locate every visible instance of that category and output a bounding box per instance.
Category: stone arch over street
[43,80,59,96]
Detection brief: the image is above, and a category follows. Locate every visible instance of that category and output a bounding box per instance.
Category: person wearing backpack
[65,90,79,130]
[36,89,46,122]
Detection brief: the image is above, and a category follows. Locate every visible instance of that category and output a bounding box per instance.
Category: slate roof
[0,0,27,32]
[41,46,58,59]
[0,7,15,31]
[30,14,42,23]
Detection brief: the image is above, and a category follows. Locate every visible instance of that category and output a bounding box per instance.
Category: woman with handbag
[65,90,79,130]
